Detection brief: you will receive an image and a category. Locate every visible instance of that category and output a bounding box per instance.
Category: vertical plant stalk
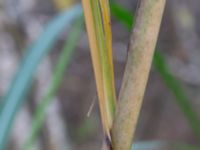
[111,1,166,150]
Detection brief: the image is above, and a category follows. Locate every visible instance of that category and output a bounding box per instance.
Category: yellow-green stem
[111,0,166,150]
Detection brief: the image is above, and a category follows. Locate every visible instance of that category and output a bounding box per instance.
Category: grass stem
[111,1,166,149]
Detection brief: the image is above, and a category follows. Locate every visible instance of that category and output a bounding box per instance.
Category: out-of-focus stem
[111,1,166,150]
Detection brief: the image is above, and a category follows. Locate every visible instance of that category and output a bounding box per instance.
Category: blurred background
[0,0,200,150]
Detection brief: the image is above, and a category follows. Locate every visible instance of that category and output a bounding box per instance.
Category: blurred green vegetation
[23,17,84,150]
[0,4,82,150]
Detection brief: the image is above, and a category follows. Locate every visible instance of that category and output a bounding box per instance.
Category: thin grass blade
[99,0,116,122]
[82,0,107,136]
[91,0,116,136]
[82,0,116,141]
